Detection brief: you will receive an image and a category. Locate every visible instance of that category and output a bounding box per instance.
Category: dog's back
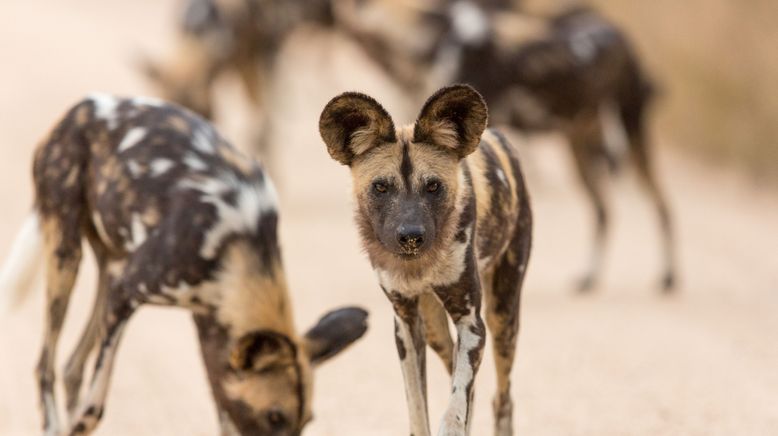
[32,95,280,300]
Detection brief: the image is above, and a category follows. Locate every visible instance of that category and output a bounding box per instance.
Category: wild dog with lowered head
[319,85,532,436]
[0,95,368,436]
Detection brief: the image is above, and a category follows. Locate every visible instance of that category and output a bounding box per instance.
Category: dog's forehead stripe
[399,138,413,192]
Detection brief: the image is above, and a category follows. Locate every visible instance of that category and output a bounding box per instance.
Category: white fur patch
[89,93,120,130]
[193,128,215,154]
[450,1,490,45]
[118,127,147,152]
[183,153,208,171]
[150,158,175,177]
[43,392,61,432]
[92,212,115,248]
[132,96,165,107]
[0,213,43,313]
[126,160,143,178]
[570,34,596,62]
[105,259,125,279]
[179,175,278,259]
[496,169,508,186]
[125,213,148,251]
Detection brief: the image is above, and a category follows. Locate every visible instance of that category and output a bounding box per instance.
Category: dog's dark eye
[373,182,388,194]
[426,181,440,193]
[266,410,287,429]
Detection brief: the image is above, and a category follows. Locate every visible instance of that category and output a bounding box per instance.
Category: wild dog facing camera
[319,84,532,435]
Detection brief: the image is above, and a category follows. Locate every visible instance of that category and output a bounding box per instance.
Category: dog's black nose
[397,225,426,251]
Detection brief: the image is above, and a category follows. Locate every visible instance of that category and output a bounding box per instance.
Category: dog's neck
[213,242,297,340]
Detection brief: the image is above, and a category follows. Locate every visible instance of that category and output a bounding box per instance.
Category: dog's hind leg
[67,293,136,436]
[631,144,675,291]
[568,122,610,292]
[485,201,532,436]
[621,98,676,291]
[32,103,94,434]
[419,293,454,374]
[36,215,83,435]
[63,258,111,417]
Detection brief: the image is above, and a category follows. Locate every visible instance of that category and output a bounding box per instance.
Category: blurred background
[0,0,776,435]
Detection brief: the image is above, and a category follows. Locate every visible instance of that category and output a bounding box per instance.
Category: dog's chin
[396,252,420,261]
[392,248,429,261]
[375,239,431,262]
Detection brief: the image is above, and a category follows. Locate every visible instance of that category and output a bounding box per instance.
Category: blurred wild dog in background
[343,1,676,292]
[320,84,532,436]
[139,0,339,169]
[0,95,368,436]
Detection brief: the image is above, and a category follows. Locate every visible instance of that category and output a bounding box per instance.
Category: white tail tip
[0,213,44,314]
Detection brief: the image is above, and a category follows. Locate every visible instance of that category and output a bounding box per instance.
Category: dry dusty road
[1,1,777,435]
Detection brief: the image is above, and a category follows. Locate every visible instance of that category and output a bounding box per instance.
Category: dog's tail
[0,213,44,314]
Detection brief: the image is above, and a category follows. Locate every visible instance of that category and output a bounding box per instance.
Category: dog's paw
[493,393,514,436]
[437,411,466,436]
[660,271,677,294]
[575,274,596,293]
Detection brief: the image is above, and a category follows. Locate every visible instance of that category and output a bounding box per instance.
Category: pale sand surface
[0,1,776,435]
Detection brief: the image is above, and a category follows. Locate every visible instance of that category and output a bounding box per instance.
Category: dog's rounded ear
[319,92,396,166]
[413,84,488,159]
[303,306,368,366]
[230,330,297,372]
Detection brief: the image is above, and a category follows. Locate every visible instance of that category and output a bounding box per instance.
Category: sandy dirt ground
[1,1,777,435]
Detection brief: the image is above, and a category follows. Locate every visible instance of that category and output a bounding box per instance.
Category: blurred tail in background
[0,213,44,314]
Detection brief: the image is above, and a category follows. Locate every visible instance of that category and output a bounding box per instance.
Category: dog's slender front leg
[434,269,486,436]
[386,290,431,436]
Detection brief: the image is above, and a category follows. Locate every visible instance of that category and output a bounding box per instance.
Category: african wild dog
[0,95,368,435]
[346,2,676,292]
[141,0,337,114]
[319,84,532,436]
[140,0,338,165]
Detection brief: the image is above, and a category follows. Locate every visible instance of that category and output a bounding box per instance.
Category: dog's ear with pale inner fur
[319,92,396,166]
[413,84,488,159]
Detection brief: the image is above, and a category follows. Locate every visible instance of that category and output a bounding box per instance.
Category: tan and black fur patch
[320,84,532,436]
